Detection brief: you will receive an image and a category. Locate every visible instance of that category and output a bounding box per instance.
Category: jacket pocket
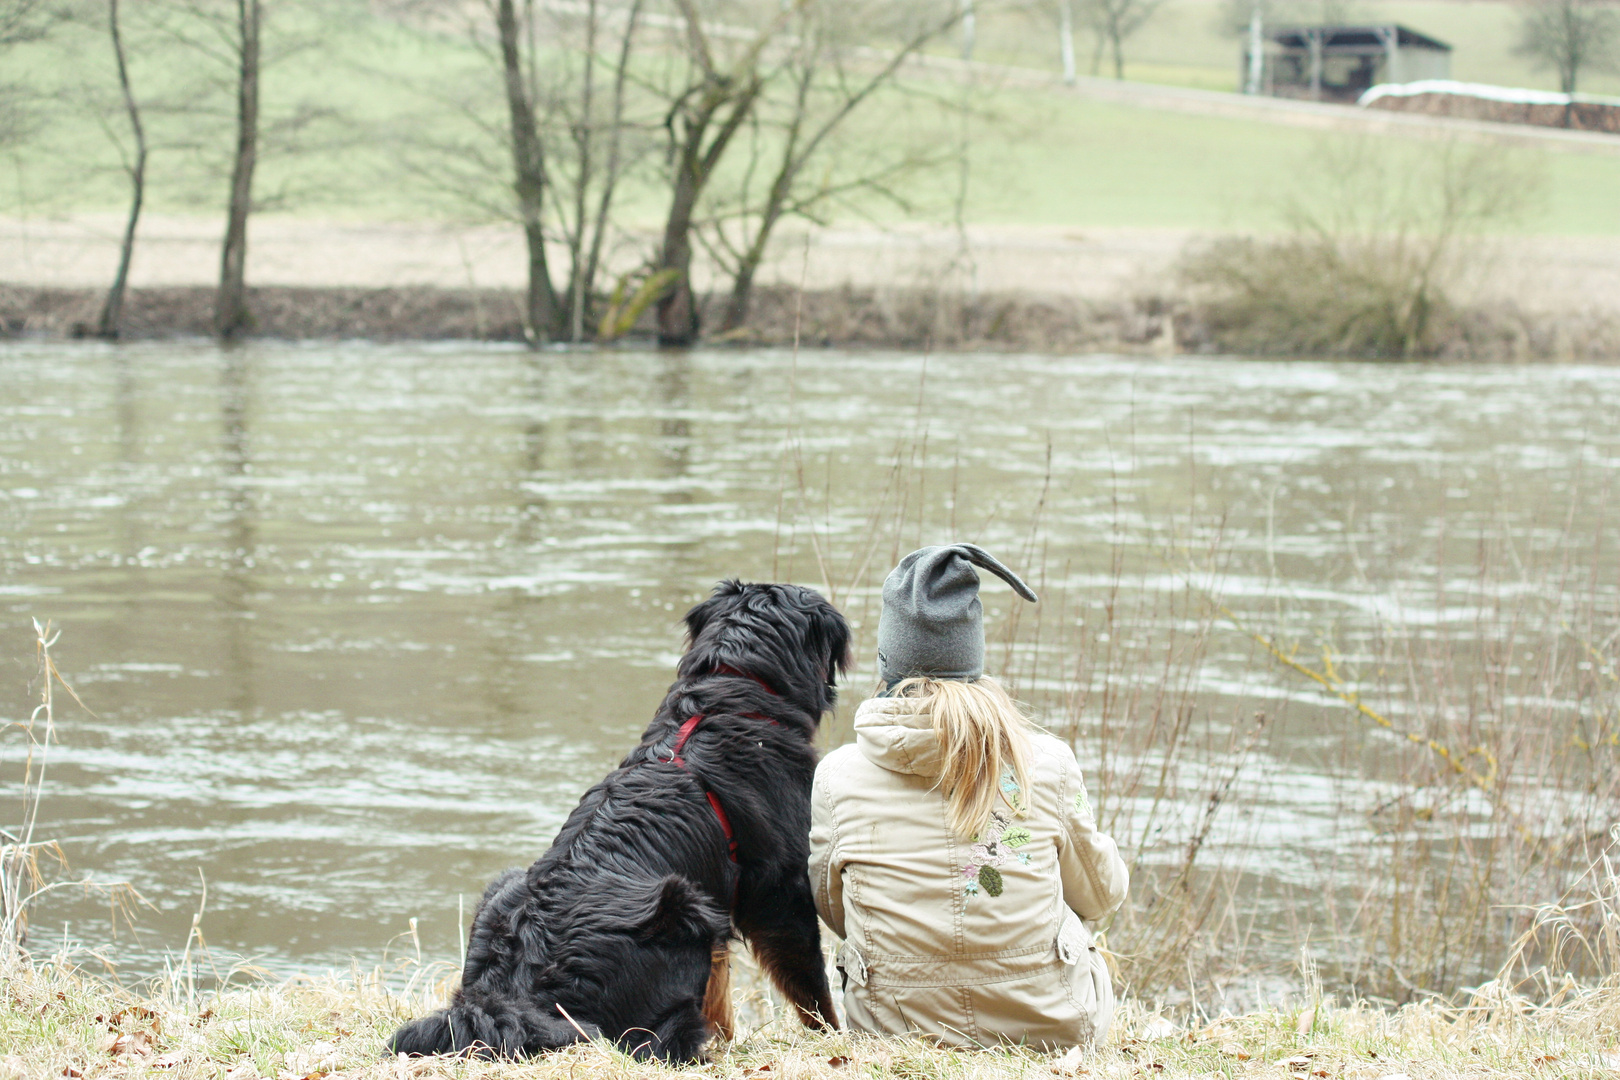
[836,941,868,988]
[1055,909,1094,966]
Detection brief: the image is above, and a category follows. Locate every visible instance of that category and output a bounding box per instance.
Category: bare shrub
[1180,139,1539,359]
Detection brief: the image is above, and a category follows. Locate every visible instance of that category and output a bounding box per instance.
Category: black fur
[389,581,851,1062]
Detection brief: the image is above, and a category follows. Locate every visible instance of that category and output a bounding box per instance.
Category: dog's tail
[388,992,593,1058]
[389,875,725,1059]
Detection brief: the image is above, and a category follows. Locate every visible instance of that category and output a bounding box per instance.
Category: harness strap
[653,665,782,865]
[666,712,738,862]
[713,663,777,697]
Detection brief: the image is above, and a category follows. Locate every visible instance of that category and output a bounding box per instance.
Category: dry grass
[762,405,1620,1007]
[3,951,1620,1080]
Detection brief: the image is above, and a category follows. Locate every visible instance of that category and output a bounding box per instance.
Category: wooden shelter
[1250,25,1452,103]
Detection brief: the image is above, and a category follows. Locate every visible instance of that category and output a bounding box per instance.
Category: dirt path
[5,213,1619,316]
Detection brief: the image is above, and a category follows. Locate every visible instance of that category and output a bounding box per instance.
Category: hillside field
[3,0,1619,241]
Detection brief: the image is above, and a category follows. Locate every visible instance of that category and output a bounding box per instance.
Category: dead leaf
[152,1052,189,1070]
[107,1030,153,1057]
[1295,1007,1315,1034]
[1533,1054,1560,1066]
[1141,1017,1175,1041]
[277,1041,341,1080]
[826,1057,849,1068]
[112,1006,159,1025]
[62,1069,83,1079]
[1219,1043,1250,1061]
[1051,1046,1087,1076]
[1284,1056,1315,1068]
[1312,1071,1330,1078]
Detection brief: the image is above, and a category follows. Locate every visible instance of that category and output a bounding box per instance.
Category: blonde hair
[889,676,1031,839]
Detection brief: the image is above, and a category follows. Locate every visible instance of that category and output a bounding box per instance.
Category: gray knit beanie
[876,544,1038,686]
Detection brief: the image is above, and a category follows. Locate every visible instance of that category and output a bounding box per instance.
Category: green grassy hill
[3,0,1618,239]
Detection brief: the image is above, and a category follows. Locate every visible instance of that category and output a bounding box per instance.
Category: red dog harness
[656,664,778,864]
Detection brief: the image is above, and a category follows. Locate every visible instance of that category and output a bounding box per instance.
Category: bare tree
[1214,0,1366,35]
[496,0,559,342]
[0,0,67,148]
[97,0,147,339]
[555,0,646,342]
[0,0,60,47]
[377,0,650,343]
[705,1,961,332]
[654,0,796,347]
[1081,0,1166,79]
[1514,0,1620,119]
[1059,0,1076,84]
[132,0,337,339]
[213,0,259,339]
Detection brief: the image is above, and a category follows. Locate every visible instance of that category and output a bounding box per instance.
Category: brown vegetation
[5,281,1620,359]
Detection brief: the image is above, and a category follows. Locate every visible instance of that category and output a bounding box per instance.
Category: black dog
[389,581,850,1062]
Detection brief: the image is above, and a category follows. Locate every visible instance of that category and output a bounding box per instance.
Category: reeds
[761,407,1620,1013]
[2,619,73,962]
[2,621,141,967]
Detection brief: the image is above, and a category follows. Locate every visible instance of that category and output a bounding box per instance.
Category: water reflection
[219,349,258,721]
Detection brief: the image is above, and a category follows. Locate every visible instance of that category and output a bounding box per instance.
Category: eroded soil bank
[5,282,1619,360]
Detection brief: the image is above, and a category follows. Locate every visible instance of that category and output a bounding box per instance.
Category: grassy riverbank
[3,956,1618,1080]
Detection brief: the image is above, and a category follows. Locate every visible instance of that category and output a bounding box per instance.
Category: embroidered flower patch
[961,780,1033,903]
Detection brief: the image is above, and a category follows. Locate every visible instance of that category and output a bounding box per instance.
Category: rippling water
[2,342,1617,984]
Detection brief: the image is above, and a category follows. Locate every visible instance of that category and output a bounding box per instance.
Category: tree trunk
[582,0,641,335]
[566,0,596,343]
[1110,23,1125,79]
[656,153,704,346]
[98,0,145,341]
[497,0,558,343]
[1059,0,1076,85]
[719,203,782,334]
[215,0,259,341]
[656,81,761,347]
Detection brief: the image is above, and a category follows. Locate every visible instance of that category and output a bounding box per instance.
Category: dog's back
[389,581,850,1062]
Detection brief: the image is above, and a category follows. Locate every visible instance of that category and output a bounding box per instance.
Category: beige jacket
[809,696,1129,1049]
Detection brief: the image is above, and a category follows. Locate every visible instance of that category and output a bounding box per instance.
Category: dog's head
[678,581,851,718]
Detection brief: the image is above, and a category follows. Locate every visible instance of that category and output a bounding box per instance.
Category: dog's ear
[683,580,744,649]
[809,594,852,686]
[634,875,729,944]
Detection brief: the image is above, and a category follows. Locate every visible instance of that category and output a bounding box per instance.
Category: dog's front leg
[736,872,839,1030]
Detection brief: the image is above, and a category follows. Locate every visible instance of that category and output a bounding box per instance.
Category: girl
[809,544,1128,1049]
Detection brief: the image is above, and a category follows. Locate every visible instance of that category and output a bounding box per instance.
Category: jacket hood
[854,696,943,777]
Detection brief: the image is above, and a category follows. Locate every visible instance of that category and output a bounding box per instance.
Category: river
[2,341,1617,999]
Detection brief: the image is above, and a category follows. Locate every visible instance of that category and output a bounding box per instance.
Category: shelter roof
[1269,25,1451,52]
